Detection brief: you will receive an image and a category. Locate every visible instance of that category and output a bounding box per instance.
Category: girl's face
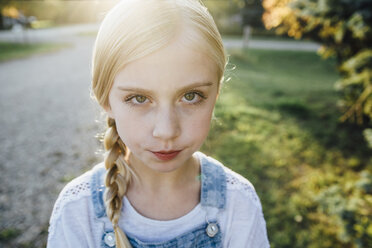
[107,38,219,174]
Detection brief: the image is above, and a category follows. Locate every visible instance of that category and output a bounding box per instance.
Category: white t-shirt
[47,152,270,247]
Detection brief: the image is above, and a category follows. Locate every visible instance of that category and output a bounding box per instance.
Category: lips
[151,150,182,161]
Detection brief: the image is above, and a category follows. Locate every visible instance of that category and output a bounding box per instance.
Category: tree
[262,0,372,125]
[241,0,264,28]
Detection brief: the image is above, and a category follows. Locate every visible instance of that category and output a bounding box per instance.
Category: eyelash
[124,95,150,106]
[183,91,207,105]
[123,91,207,106]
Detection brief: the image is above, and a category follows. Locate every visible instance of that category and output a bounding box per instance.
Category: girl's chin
[129,149,197,172]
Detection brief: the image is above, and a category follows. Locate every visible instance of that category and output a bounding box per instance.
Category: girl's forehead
[113,38,218,90]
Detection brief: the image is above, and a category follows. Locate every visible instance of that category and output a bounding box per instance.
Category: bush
[262,0,372,125]
[260,1,372,247]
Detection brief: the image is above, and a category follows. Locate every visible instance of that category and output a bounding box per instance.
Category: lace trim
[48,172,92,237]
[224,168,260,203]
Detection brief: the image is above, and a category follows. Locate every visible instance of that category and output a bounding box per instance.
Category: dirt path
[0,31,103,247]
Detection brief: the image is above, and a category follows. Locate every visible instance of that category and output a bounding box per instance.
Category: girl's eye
[182,91,206,104]
[125,95,149,105]
[135,95,147,103]
[184,92,196,101]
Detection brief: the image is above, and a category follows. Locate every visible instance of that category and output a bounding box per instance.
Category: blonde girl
[47,0,270,247]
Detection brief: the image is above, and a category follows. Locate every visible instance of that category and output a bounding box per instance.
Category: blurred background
[0,0,371,247]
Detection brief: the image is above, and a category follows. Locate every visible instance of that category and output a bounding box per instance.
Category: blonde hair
[91,0,227,247]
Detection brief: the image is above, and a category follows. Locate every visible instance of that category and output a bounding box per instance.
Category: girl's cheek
[117,112,149,130]
[184,107,213,130]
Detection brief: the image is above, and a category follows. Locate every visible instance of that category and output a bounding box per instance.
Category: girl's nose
[152,106,181,140]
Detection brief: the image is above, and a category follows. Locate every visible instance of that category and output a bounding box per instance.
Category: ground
[0,24,103,247]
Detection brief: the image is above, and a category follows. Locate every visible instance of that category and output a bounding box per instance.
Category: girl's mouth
[151,150,182,161]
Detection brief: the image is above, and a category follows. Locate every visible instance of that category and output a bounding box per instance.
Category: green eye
[135,95,147,103]
[184,92,196,101]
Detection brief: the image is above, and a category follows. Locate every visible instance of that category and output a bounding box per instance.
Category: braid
[103,117,133,248]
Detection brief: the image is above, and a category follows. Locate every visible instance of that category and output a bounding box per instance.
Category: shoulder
[197,154,270,246]
[49,163,104,228]
[223,166,262,209]
[197,152,262,210]
[47,163,107,246]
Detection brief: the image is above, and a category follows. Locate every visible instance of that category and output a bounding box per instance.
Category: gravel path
[0,23,320,247]
[0,28,104,247]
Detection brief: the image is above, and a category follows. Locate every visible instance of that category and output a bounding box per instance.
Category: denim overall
[90,154,226,248]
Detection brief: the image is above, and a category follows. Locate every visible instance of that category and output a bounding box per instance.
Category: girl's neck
[125,153,201,220]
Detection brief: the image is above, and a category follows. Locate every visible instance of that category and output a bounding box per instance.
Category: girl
[47,0,270,247]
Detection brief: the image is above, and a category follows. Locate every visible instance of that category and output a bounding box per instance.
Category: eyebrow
[116,81,214,95]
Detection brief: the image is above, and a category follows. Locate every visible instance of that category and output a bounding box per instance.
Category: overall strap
[90,153,227,218]
[199,153,227,210]
[90,164,107,218]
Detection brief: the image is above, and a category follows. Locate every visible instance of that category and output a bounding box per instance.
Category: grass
[0,42,68,62]
[200,48,372,247]
[0,228,21,241]
[203,48,371,168]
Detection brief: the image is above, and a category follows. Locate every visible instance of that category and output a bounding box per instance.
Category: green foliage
[203,0,264,35]
[0,228,21,241]
[2,0,119,24]
[202,47,372,247]
[262,0,372,125]
[203,0,243,35]
[0,42,68,62]
[336,50,372,124]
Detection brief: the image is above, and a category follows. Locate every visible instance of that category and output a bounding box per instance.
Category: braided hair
[91,1,226,247]
[103,117,134,247]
